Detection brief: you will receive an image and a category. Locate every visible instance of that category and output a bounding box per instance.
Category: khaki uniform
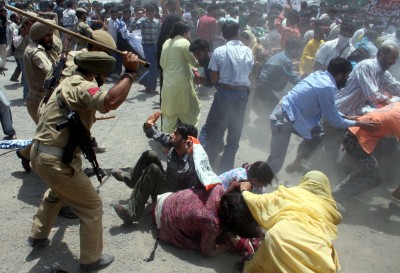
[47,34,62,64]
[74,21,93,50]
[24,41,53,124]
[30,73,108,264]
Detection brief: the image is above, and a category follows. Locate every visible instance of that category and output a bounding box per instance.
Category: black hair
[327,57,352,76]
[9,13,17,21]
[340,20,356,36]
[218,192,259,238]
[221,21,240,40]
[170,22,190,38]
[175,123,198,139]
[144,3,155,12]
[247,161,274,186]
[287,10,300,25]
[66,0,73,9]
[285,38,301,53]
[189,39,210,53]
[347,48,369,63]
[207,4,219,13]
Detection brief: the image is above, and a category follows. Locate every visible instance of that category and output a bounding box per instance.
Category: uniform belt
[34,140,64,157]
[217,84,249,91]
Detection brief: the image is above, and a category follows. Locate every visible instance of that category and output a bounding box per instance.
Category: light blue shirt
[208,40,254,86]
[281,71,356,139]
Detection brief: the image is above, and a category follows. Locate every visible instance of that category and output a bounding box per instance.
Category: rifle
[43,57,67,104]
[56,111,104,183]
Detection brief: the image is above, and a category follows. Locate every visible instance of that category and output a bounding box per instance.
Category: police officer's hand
[122,51,139,72]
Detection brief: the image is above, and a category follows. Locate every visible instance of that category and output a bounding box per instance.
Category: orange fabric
[349,102,400,154]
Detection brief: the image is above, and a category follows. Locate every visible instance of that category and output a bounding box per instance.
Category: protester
[274,4,300,50]
[189,38,213,88]
[134,3,160,94]
[7,13,21,82]
[334,103,400,209]
[111,111,202,224]
[266,57,379,175]
[254,38,301,118]
[199,22,254,173]
[299,19,325,77]
[323,45,400,166]
[218,161,274,194]
[220,171,342,273]
[0,83,17,140]
[196,4,223,51]
[314,20,355,71]
[160,22,200,133]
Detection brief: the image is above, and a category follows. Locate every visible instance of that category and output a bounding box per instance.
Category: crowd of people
[0,0,400,272]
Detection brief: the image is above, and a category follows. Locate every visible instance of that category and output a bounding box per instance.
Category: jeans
[199,88,248,173]
[266,104,324,175]
[0,89,16,136]
[18,57,29,98]
[138,44,158,91]
[333,131,381,199]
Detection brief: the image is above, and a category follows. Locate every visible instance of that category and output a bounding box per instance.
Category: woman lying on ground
[154,163,275,257]
[219,170,342,273]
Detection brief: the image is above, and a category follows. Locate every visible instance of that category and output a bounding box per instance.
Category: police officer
[28,51,139,272]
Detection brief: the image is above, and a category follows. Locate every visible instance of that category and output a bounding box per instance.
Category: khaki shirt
[35,73,108,150]
[74,21,93,50]
[24,41,53,99]
[47,34,62,64]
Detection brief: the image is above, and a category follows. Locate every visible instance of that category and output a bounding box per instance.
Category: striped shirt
[135,17,160,44]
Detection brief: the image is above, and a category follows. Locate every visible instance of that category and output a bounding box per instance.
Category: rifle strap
[56,90,71,117]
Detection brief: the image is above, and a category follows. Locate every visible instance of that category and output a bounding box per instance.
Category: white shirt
[62,9,77,27]
[335,58,400,116]
[208,40,254,86]
[315,38,354,70]
[106,17,118,41]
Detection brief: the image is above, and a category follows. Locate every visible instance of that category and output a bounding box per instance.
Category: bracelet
[123,73,135,81]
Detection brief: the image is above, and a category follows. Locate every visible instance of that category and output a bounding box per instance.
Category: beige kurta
[160,35,200,133]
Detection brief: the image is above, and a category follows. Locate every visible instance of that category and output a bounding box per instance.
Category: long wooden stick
[86,0,105,28]
[5,4,149,67]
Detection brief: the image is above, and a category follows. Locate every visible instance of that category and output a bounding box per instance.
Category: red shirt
[158,185,225,255]
[274,15,301,50]
[196,14,217,44]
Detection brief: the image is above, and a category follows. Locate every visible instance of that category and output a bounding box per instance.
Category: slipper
[79,253,114,272]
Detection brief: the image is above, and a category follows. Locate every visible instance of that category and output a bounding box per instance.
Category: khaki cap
[20,11,38,26]
[76,8,87,18]
[91,30,117,50]
[74,51,116,75]
[29,20,53,41]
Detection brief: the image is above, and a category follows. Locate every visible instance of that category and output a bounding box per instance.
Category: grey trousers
[0,89,16,136]
[266,104,324,175]
[333,131,381,199]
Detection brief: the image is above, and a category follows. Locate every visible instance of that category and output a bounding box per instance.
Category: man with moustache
[23,20,54,124]
[266,57,380,175]
[323,45,400,167]
[28,51,140,272]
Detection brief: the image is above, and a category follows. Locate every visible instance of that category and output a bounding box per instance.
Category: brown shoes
[16,150,31,172]
[112,201,135,225]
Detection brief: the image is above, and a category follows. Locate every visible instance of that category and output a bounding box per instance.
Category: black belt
[217,84,249,91]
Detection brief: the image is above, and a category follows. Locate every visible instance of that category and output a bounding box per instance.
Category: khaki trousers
[30,144,103,264]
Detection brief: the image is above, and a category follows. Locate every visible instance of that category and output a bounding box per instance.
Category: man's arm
[142,112,172,148]
[210,70,219,84]
[104,52,139,110]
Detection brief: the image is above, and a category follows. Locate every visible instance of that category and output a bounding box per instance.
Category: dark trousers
[333,131,381,199]
[122,150,169,221]
[199,87,248,173]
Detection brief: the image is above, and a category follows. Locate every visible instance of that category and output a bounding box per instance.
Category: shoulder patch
[87,87,100,96]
